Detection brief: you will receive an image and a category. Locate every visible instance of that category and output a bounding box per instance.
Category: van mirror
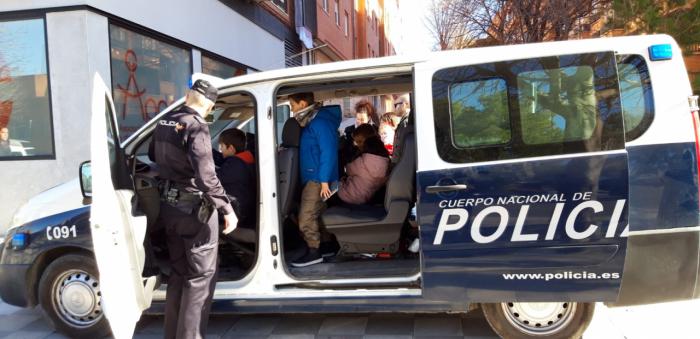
[79,161,92,198]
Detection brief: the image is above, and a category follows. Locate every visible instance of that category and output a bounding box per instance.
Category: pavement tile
[206,315,237,335]
[460,313,496,338]
[318,317,368,335]
[18,319,55,333]
[2,332,51,339]
[0,303,22,316]
[134,315,165,334]
[315,336,363,339]
[0,304,34,317]
[362,336,413,339]
[40,334,69,339]
[413,315,464,337]
[223,315,280,336]
[364,315,414,335]
[267,335,315,339]
[0,314,41,332]
[272,315,323,335]
[132,335,163,339]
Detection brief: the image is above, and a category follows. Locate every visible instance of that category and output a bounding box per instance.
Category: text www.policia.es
[503,272,621,281]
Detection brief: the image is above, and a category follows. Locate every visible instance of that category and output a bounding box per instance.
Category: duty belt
[159,180,203,205]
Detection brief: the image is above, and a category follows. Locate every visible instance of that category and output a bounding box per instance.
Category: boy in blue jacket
[289,92,341,267]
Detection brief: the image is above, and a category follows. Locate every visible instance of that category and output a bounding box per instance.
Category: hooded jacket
[339,152,390,205]
[299,105,342,185]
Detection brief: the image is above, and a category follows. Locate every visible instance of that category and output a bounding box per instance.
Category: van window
[617,55,654,141]
[433,52,625,163]
[449,78,510,147]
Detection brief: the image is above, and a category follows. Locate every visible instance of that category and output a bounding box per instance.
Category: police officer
[150,79,237,339]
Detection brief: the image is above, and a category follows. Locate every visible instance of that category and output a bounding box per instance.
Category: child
[290,92,342,267]
[338,124,390,205]
[378,112,397,155]
[214,128,256,229]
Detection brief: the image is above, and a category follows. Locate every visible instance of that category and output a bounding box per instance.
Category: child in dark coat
[213,128,256,229]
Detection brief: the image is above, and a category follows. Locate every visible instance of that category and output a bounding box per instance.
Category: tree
[609,0,700,46]
[427,0,611,49]
[608,1,700,91]
[426,0,474,50]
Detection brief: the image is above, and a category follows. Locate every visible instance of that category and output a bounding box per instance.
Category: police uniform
[150,80,233,339]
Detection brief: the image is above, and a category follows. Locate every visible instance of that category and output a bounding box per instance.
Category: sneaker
[291,248,323,267]
[320,240,340,258]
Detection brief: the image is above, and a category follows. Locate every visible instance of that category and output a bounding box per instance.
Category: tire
[38,253,111,338]
[482,302,594,339]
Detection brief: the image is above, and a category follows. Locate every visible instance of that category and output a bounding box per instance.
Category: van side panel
[627,143,699,232]
[614,142,700,305]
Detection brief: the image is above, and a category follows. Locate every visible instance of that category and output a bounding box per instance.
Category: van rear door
[90,73,157,338]
[414,46,629,302]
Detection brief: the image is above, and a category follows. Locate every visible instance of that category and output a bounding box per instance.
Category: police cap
[191,79,218,103]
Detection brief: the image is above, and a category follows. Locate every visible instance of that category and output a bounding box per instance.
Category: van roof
[213,34,677,90]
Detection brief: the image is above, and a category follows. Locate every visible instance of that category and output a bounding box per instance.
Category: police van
[2,34,699,339]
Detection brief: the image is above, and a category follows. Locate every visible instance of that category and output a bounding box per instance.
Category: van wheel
[481,302,594,338]
[38,254,110,338]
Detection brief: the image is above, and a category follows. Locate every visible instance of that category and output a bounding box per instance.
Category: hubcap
[53,270,103,328]
[501,302,576,336]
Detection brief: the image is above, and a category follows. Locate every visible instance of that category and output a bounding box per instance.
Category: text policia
[432,192,628,245]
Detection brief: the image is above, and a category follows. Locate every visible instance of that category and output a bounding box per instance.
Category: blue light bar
[648,44,673,61]
[11,233,27,249]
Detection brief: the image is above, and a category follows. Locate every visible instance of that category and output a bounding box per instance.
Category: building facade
[0,0,285,233]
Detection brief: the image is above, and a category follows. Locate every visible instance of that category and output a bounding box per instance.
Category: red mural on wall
[116,49,170,123]
[0,61,14,129]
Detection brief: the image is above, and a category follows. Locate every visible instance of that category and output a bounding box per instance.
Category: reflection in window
[517,66,597,145]
[450,79,510,147]
[0,18,53,159]
[202,55,246,79]
[618,64,645,132]
[273,0,288,13]
[109,24,191,141]
[617,55,653,141]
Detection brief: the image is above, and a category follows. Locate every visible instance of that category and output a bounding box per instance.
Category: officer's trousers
[158,200,218,339]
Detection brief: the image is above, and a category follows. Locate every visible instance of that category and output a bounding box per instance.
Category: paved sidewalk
[0,299,699,338]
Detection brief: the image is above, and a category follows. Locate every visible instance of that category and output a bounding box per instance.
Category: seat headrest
[281,118,302,148]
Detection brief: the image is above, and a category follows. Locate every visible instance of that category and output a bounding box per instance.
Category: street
[0,299,698,338]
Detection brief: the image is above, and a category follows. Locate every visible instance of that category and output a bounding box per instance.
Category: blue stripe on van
[627,142,699,232]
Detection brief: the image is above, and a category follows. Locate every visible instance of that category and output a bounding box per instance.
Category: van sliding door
[414,51,629,302]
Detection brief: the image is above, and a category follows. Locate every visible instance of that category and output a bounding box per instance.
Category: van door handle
[426,184,468,193]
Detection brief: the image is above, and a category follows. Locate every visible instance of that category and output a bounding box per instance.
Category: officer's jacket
[149,106,233,215]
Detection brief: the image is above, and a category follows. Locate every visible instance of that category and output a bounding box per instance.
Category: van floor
[288,257,420,280]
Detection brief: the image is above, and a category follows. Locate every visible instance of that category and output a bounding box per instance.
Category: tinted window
[449,78,510,147]
[0,18,54,159]
[433,52,624,163]
[617,55,654,141]
[202,54,246,79]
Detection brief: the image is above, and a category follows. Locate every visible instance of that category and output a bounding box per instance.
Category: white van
[2,34,699,339]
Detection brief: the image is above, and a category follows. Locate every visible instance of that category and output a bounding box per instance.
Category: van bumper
[0,263,32,307]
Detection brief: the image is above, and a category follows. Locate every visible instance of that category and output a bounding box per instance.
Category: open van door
[89,73,157,338]
[414,46,629,303]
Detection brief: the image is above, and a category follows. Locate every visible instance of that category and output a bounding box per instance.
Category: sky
[395,0,435,55]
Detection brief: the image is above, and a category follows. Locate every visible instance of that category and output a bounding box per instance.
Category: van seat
[321,204,385,225]
[322,129,415,254]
